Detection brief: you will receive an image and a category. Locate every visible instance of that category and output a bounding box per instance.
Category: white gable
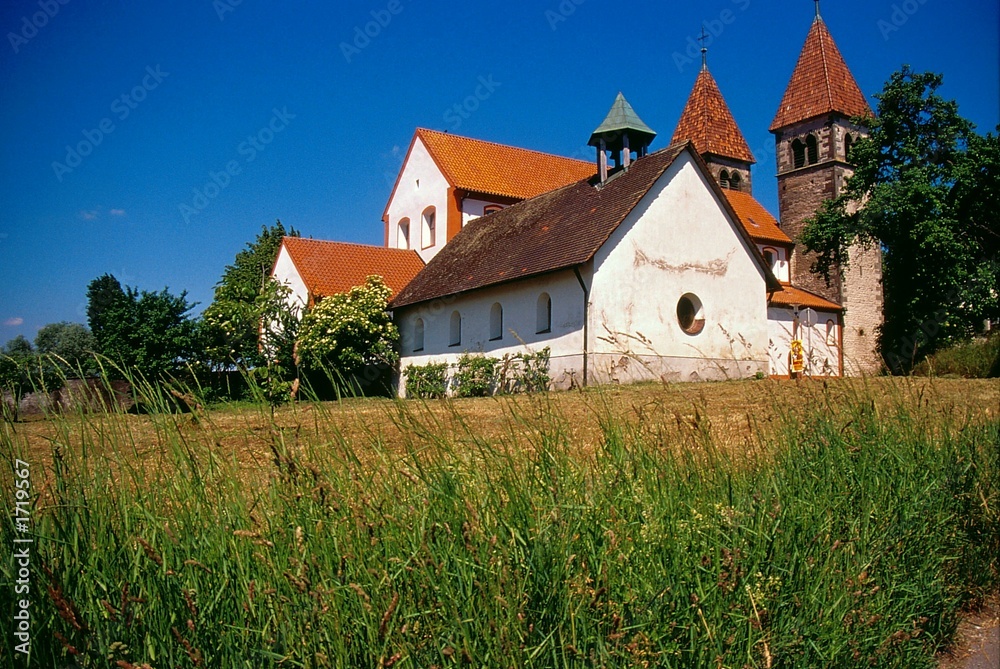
[589,151,770,382]
[384,136,451,262]
[271,243,308,311]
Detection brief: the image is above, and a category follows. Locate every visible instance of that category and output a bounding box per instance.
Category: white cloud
[3,317,24,327]
[110,209,126,216]
[80,210,99,220]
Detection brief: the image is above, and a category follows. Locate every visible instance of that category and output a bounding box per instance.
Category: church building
[272,6,884,392]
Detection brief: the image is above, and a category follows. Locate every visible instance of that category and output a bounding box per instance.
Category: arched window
[844,134,854,160]
[413,318,424,352]
[449,311,461,347]
[792,139,806,169]
[826,319,836,346]
[536,293,552,334]
[422,207,436,249]
[763,248,776,268]
[397,218,410,250]
[489,303,503,341]
[483,204,503,215]
[719,169,730,189]
[729,171,742,191]
[806,134,819,165]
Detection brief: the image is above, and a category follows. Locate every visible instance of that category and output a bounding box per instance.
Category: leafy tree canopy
[0,335,36,395]
[802,67,1000,372]
[35,321,97,379]
[296,276,399,381]
[86,274,199,380]
[202,220,299,368]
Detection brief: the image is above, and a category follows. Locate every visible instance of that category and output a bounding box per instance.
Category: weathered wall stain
[633,243,734,276]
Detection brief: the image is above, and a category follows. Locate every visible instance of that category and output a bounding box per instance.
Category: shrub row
[405,348,550,398]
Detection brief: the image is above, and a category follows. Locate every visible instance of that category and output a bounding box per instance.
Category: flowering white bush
[296,276,399,378]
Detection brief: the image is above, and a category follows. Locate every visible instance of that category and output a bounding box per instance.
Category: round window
[677,293,705,335]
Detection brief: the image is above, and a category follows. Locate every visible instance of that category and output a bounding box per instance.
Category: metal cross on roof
[814,0,821,18]
[698,25,710,69]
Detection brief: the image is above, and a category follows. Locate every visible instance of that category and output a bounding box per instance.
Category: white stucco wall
[461,197,505,227]
[385,137,451,262]
[271,244,308,312]
[767,307,842,376]
[589,152,771,383]
[758,244,790,283]
[396,269,588,396]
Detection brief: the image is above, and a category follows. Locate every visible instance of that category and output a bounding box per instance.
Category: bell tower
[771,2,883,374]
[671,33,756,194]
[588,92,657,184]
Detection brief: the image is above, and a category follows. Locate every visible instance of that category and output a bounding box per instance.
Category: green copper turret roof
[588,92,656,147]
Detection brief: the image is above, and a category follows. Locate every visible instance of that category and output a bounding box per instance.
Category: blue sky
[1,0,997,344]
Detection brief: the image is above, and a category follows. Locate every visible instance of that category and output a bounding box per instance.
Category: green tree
[802,67,1000,372]
[202,220,299,369]
[296,276,399,385]
[35,322,97,379]
[0,335,37,397]
[86,274,199,379]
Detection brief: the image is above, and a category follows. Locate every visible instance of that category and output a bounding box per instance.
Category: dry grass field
[8,376,998,490]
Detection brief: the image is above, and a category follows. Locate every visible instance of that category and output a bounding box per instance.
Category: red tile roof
[769,284,842,311]
[279,237,425,299]
[723,191,793,246]
[672,68,755,164]
[770,18,871,131]
[392,143,780,309]
[416,128,595,200]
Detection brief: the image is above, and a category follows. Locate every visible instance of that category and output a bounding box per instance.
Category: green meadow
[2,376,998,668]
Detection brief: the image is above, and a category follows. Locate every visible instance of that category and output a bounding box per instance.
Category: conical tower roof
[770,16,871,131]
[588,92,656,149]
[671,66,755,164]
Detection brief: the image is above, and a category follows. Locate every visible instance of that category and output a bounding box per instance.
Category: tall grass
[1,376,997,667]
[912,333,1000,379]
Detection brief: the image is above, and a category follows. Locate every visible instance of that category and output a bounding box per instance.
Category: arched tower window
[536,293,552,334]
[719,169,730,189]
[806,134,819,165]
[792,139,806,169]
[413,318,424,352]
[421,207,436,249]
[449,311,461,347]
[844,133,854,160]
[489,303,503,341]
[729,171,742,191]
[397,218,410,250]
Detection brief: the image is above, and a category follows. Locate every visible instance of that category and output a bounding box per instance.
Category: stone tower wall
[775,115,884,375]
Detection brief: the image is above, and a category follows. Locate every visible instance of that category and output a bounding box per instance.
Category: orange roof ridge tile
[769,284,843,311]
[416,128,593,165]
[671,68,755,164]
[722,191,792,245]
[280,236,425,299]
[770,18,871,131]
[414,128,595,201]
